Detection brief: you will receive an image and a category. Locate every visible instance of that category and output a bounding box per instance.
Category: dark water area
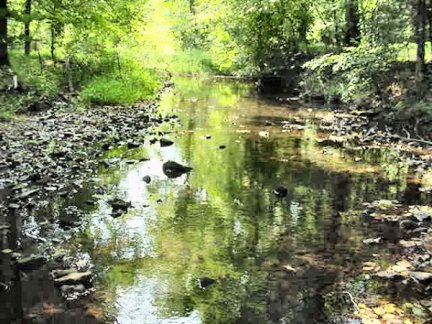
[1,77,431,323]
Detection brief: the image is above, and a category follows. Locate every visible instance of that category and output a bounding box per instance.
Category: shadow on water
[1,77,430,323]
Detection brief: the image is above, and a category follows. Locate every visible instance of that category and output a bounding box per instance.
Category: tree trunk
[428,0,432,58]
[189,0,195,15]
[344,0,361,46]
[415,0,427,98]
[0,0,9,66]
[24,0,31,55]
[50,26,55,61]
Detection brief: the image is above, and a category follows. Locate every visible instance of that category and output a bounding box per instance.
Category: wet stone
[410,271,432,283]
[54,271,92,285]
[400,220,418,230]
[16,188,40,200]
[60,284,86,294]
[16,254,46,271]
[51,268,78,279]
[160,138,174,147]
[127,142,141,149]
[108,198,132,218]
[374,271,405,280]
[163,161,192,179]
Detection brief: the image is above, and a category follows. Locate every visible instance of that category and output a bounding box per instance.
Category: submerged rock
[160,138,174,147]
[108,198,132,218]
[163,161,192,178]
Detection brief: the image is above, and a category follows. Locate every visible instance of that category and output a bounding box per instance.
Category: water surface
[44,78,430,323]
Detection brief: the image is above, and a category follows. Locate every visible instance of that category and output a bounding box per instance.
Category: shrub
[301,46,396,104]
[80,60,162,105]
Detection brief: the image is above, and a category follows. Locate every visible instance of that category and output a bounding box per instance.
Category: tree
[344,0,360,46]
[24,0,31,55]
[0,0,8,66]
[414,0,427,98]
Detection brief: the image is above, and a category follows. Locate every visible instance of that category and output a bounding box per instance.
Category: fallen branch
[393,135,432,146]
[345,291,360,313]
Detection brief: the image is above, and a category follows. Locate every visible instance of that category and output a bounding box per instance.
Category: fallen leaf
[42,303,64,316]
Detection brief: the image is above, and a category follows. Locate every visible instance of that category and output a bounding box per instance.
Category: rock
[274,186,288,198]
[60,284,86,293]
[16,188,40,200]
[198,277,216,289]
[51,268,78,279]
[0,225,11,231]
[363,237,382,245]
[143,176,151,184]
[160,138,174,147]
[127,142,141,149]
[101,142,112,151]
[108,198,131,216]
[400,219,418,230]
[374,271,405,280]
[399,239,422,248]
[163,161,192,179]
[16,254,46,271]
[54,271,92,285]
[410,272,432,283]
[413,213,432,222]
[281,265,296,272]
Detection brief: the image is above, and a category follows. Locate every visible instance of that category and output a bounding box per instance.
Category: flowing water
[2,77,431,323]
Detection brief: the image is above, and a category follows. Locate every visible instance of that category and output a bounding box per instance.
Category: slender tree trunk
[50,26,55,61]
[415,0,427,98]
[428,0,432,58]
[344,0,361,46]
[24,0,31,55]
[0,0,9,66]
[189,0,195,15]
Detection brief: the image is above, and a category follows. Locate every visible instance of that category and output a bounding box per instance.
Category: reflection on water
[62,78,426,323]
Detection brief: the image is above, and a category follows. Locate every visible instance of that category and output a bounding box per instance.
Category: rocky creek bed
[1,78,432,323]
[0,91,181,321]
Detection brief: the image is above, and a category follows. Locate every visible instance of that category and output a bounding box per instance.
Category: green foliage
[81,61,162,105]
[302,46,396,104]
[9,50,62,95]
[168,49,218,75]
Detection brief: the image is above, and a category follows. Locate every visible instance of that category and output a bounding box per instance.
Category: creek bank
[331,200,432,323]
